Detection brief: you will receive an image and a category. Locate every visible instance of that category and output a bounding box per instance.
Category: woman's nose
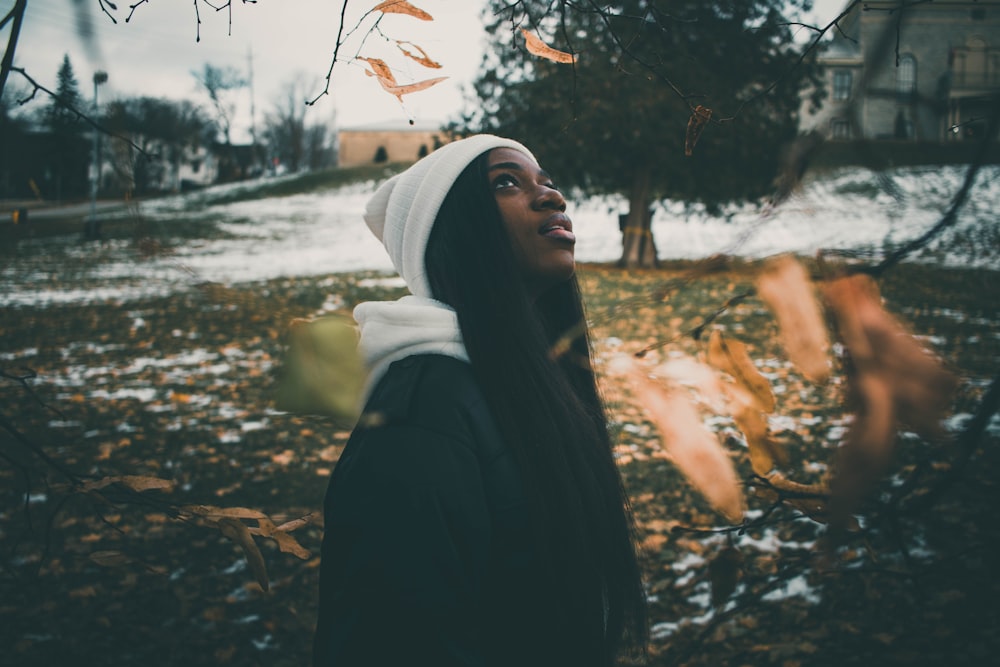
[533,183,566,211]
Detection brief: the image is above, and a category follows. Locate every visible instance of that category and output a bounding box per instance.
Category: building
[337,122,448,167]
[802,0,1000,142]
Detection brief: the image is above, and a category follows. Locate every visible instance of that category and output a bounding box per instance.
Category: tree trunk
[618,166,658,269]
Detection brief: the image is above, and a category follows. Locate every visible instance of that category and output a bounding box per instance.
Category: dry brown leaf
[118,475,175,492]
[358,57,397,85]
[521,28,577,64]
[275,514,316,533]
[363,59,449,102]
[395,40,442,69]
[250,518,312,560]
[765,472,828,496]
[709,546,743,606]
[80,475,174,493]
[89,550,132,567]
[373,0,433,21]
[182,505,269,520]
[653,356,728,411]
[824,275,958,436]
[379,76,449,102]
[827,373,896,534]
[684,105,712,157]
[763,473,830,523]
[756,255,831,383]
[821,274,957,536]
[217,517,269,592]
[627,363,745,523]
[707,330,776,413]
[733,405,786,476]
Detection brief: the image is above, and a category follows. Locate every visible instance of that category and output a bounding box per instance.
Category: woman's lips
[540,215,575,242]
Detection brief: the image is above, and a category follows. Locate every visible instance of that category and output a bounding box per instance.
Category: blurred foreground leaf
[274,315,366,423]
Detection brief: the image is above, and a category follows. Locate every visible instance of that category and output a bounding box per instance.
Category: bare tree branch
[0,0,27,100]
[866,96,1000,276]
[8,66,148,155]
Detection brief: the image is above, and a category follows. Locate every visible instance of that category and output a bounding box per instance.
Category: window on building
[831,119,851,140]
[833,70,852,100]
[897,54,917,97]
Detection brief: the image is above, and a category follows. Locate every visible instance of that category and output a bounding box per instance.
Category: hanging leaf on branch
[821,274,958,536]
[217,517,270,592]
[373,0,433,21]
[650,355,728,412]
[372,74,450,102]
[706,330,776,413]
[734,405,787,476]
[249,515,316,560]
[521,28,577,64]
[395,40,442,69]
[709,546,744,606]
[358,56,448,103]
[357,57,396,84]
[621,359,745,523]
[756,255,831,384]
[704,330,785,476]
[179,504,316,591]
[684,105,712,157]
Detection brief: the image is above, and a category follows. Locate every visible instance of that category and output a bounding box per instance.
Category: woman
[313,135,647,666]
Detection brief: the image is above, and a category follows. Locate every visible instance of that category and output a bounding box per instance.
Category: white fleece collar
[353,295,468,399]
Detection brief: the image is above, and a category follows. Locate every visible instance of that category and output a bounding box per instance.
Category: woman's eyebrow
[488,162,553,181]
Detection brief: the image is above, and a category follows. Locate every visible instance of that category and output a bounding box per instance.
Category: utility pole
[86,70,108,240]
[247,44,258,173]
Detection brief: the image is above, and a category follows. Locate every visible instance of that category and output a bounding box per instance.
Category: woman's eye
[492,174,518,190]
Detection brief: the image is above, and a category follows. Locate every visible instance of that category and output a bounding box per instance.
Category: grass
[1,253,998,665]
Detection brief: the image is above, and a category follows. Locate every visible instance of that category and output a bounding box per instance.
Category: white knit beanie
[362,134,535,298]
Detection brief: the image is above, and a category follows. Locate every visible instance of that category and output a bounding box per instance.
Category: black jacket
[313,354,596,666]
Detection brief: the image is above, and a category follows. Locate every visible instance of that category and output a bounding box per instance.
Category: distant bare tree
[263,75,332,173]
[192,63,246,146]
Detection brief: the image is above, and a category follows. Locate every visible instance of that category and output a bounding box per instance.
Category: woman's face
[487,148,575,297]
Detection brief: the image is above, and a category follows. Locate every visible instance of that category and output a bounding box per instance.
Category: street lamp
[86,70,108,240]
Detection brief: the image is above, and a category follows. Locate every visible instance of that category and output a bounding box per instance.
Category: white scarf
[353,295,468,399]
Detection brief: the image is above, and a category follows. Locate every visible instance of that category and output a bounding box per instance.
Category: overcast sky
[8,0,846,142]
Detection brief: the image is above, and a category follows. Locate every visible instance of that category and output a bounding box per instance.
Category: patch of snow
[2,165,997,307]
[761,574,822,604]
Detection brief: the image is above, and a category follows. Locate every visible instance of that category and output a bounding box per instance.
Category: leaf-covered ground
[1,260,997,666]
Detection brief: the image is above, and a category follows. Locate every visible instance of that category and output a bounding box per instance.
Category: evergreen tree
[460,1,822,267]
[45,55,84,135]
[43,54,88,201]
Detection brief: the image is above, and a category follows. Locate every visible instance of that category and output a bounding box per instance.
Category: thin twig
[308,0,353,105]
[903,374,1000,514]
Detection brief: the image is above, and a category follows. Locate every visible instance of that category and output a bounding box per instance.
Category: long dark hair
[424,152,647,663]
